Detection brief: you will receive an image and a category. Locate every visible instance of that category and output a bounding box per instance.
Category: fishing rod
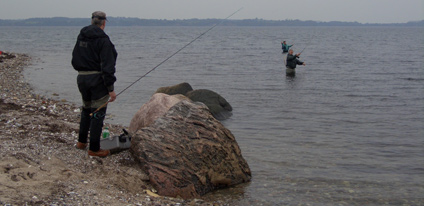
[299,28,318,54]
[299,45,308,54]
[299,35,314,54]
[90,8,244,116]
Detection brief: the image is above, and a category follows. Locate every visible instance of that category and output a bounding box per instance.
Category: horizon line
[0,16,423,25]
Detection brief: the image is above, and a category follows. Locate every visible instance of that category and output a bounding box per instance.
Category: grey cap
[91,11,107,21]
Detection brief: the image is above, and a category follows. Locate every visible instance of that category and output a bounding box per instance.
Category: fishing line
[296,22,320,55]
[299,32,316,54]
[90,7,243,116]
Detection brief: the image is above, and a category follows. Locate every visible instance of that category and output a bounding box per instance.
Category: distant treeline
[0,17,423,27]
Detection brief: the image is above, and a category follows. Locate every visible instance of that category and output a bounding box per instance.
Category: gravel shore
[0,53,227,205]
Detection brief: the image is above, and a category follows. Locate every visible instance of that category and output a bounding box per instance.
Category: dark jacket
[286,53,304,69]
[72,25,117,92]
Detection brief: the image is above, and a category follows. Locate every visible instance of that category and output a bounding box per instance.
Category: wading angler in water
[71,11,118,157]
[285,49,305,76]
[281,41,293,53]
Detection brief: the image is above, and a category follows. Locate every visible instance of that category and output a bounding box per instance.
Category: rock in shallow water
[155,82,193,96]
[154,82,233,120]
[185,89,232,120]
[130,100,251,199]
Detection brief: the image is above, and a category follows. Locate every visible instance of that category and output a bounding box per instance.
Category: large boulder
[155,82,193,95]
[130,100,251,199]
[128,93,188,134]
[185,89,232,120]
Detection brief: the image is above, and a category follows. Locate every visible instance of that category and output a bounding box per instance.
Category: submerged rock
[155,82,233,120]
[155,82,193,96]
[185,89,232,120]
[130,100,251,199]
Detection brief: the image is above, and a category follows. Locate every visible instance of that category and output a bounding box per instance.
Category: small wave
[402,78,424,81]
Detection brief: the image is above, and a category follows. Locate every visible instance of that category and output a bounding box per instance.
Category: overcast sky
[1,0,423,23]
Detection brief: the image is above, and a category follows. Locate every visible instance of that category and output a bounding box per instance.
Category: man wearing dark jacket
[72,11,117,157]
[285,49,305,76]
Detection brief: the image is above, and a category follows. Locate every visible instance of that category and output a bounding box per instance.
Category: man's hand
[109,91,117,102]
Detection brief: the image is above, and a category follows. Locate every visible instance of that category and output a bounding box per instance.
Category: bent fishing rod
[299,36,314,54]
[90,8,243,116]
[298,29,318,54]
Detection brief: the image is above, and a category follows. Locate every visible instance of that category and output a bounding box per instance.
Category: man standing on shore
[71,11,117,157]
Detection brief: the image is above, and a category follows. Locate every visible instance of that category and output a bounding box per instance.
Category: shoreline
[0,53,225,205]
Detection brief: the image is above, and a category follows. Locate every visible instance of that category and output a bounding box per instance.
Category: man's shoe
[76,142,87,150]
[88,149,110,157]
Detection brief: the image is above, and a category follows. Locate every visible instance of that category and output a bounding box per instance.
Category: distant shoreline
[1,17,423,27]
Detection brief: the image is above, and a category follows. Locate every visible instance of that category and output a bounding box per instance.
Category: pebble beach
[0,52,226,205]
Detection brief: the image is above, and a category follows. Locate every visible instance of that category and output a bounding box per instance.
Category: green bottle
[102,127,110,139]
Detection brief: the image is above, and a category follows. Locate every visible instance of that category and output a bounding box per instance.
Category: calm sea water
[1,26,423,205]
